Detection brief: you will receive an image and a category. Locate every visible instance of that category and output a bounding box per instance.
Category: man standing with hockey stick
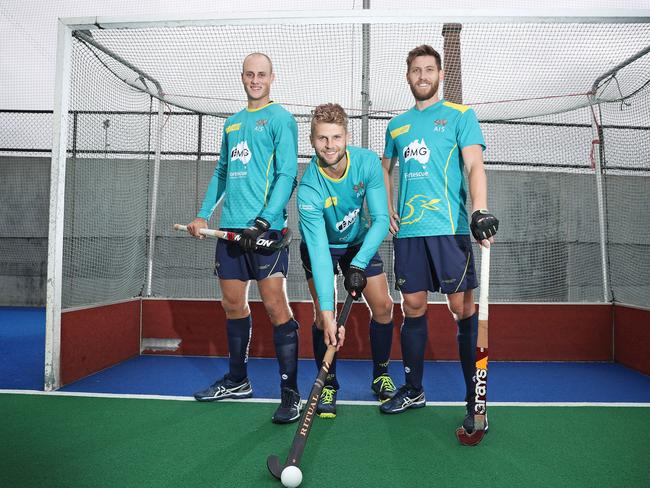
[381,45,498,436]
[186,53,301,424]
[297,103,396,419]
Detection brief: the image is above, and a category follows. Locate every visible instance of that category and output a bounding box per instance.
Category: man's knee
[371,296,394,323]
[221,295,248,317]
[447,293,475,320]
[402,293,428,317]
[263,295,291,324]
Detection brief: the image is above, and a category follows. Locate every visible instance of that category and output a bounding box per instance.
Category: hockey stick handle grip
[285,294,354,467]
[173,224,233,240]
[478,245,490,321]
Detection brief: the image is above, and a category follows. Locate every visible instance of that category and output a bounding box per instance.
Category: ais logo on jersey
[403,139,430,165]
[231,141,252,165]
[353,181,365,198]
[336,208,360,233]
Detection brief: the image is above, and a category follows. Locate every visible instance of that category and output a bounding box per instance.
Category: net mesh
[55,17,650,309]
[600,83,650,306]
[62,38,152,307]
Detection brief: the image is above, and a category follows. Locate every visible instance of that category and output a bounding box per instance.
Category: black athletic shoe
[379,384,426,414]
[193,375,252,401]
[463,403,489,434]
[316,386,337,419]
[371,373,397,402]
[272,387,301,424]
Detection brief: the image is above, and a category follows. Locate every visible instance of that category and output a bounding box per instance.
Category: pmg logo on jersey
[336,208,360,232]
[231,141,252,165]
[403,139,430,165]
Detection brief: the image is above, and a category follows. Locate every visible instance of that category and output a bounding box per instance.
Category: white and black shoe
[379,384,426,414]
[193,375,253,402]
[272,387,301,424]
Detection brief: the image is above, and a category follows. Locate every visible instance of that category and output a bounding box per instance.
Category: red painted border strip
[141,300,612,361]
[614,305,650,376]
[61,300,141,386]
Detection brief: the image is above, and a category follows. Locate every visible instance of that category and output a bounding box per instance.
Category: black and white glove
[344,265,367,300]
[239,217,270,251]
[470,209,499,241]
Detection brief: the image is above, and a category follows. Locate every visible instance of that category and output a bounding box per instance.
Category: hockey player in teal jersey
[186,53,302,424]
[298,103,396,418]
[381,45,499,434]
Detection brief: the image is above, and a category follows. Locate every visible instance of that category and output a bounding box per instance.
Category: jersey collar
[247,101,275,112]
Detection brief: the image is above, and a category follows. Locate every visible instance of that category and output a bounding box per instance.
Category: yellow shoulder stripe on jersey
[442,101,470,113]
[390,124,411,139]
[225,123,241,134]
[325,196,338,208]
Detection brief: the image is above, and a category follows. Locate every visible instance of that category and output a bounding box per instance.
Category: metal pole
[589,103,612,303]
[45,21,73,391]
[145,98,164,297]
[361,0,370,148]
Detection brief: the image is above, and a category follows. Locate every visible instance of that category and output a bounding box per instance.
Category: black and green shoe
[371,373,397,402]
[316,386,337,419]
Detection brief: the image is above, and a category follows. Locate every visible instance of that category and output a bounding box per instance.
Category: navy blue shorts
[299,241,384,280]
[393,234,477,295]
[214,229,289,281]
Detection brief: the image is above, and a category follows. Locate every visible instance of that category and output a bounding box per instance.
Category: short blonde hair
[311,103,348,133]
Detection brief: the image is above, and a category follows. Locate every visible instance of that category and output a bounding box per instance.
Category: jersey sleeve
[350,155,389,270]
[259,113,298,225]
[197,126,228,220]
[457,108,486,150]
[297,184,335,312]
[383,123,397,159]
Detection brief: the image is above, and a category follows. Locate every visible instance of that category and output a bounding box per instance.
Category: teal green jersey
[384,100,485,238]
[198,102,298,229]
[297,146,389,311]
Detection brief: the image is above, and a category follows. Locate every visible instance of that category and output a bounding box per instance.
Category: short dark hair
[406,45,442,71]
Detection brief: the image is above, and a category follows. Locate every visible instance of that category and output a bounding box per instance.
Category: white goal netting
[56,14,650,308]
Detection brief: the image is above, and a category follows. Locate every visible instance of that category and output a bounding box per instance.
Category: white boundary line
[2,390,649,407]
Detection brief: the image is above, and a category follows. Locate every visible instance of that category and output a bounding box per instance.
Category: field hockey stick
[456,245,490,446]
[173,224,292,251]
[267,294,354,480]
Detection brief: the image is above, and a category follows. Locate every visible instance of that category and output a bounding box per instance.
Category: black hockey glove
[470,209,499,241]
[239,217,270,251]
[344,265,367,300]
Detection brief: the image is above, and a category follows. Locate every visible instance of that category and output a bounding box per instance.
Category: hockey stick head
[266,454,283,479]
[455,424,486,446]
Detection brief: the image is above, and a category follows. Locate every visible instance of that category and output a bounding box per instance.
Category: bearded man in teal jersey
[381,45,499,434]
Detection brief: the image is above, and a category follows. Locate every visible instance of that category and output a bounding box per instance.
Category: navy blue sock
[457,314,478,402]
[273,318,300,392]
[401,314,428,390]
[312,323,339,389]
[226,316,252,382]
[369,319,393,378]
